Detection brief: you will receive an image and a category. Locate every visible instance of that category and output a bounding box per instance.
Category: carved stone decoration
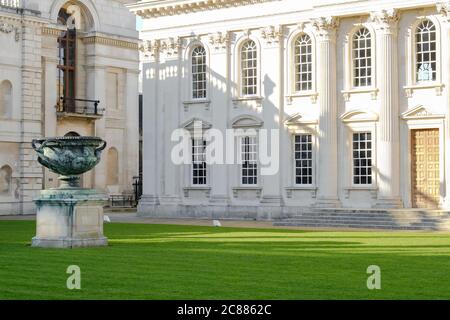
[208,31,230,51]
[312,16,339,40]
[139,39,161,59]
[260,25,283,45]
[370,9,399,31]
[437,1,450,21]
[0,20,14,34]
[161,37,182,56]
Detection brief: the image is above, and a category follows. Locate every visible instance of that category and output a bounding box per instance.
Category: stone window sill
[183,186,211,198]
[285,92,318,104]
[344,186,378,199]
[342,88,378,101]
[404,83,444,97]
[183,99,210,112]
[285,186,317,199]
[232,96,263,107]
[232,186,262,198]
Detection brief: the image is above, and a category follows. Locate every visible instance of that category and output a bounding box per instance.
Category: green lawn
[1,220,450,299]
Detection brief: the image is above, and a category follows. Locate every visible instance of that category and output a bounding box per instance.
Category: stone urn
[32,136,107,188]
[31,136,109,248]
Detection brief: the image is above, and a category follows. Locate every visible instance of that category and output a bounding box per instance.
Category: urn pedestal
[32,189,108,248]
[31,136,108,249]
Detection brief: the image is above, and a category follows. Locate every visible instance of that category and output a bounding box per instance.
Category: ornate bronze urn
[32,136,107,188]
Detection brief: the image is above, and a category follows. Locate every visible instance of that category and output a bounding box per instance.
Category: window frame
[239,135,259,186]
[351,131,374,186]
[404,16,442,95]
[293,133,314,187]
[293,33,313,93]
[240,39,258,97]
[414,19,437,84]
[234,36,261,99]
[351,27,373,88]
[191,45,208,100]
[191,137,207,186]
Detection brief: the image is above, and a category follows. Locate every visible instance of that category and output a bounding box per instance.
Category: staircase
[274,208,450,231]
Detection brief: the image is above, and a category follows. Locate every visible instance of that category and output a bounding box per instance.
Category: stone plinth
[32,189,108,248]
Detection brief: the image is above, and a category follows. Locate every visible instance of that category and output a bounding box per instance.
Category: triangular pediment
[231,115,263,128]
[340,109,378,122]
[181,118,212,130]
[401,105,445,120]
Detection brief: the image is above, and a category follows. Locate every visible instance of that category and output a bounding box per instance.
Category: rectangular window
[294,134,313,185]
[352,132,372,185]
[192,139,206,185]
[241,136,258,185]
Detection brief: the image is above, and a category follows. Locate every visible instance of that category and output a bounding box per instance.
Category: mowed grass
[1,220,450,299]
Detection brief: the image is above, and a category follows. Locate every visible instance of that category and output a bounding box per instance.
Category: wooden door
[411,129,440,208]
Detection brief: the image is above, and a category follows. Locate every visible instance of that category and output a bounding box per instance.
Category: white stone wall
[0,0,139,215]
[136,0,450,218]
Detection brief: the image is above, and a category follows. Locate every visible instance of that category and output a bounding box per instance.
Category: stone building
[132,0,450,219]
[0,0,139,215]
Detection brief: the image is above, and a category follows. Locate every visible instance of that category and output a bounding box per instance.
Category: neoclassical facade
[0,0,139,215]
[132,0,450,219]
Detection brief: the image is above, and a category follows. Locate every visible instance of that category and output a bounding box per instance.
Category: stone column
[125,69,140,190]
[159,38,182,208]
[313,17,340,207]
[438,2,450,208]
[371,9,402,208]
[19,20,44,214]
[86,65,107,190]
[258,26,284,218]
[43,56,59,189]
[138,40,161,213]
[208,32,230,207]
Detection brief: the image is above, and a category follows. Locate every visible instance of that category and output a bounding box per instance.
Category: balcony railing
[0,0,21,8]
[57,97,104,118]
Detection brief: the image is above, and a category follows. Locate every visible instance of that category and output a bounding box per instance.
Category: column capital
[260,25,284,47]
[208,31,230,52]
[312,17,339,41]
[437,1,450,22]
[139,39,160,62]
[370,9,399,32]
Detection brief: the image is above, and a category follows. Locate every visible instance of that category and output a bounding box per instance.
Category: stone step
[274,221,450,231]
[284,216,450,222]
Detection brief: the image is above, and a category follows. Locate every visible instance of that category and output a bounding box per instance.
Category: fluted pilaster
[371,9,402,207]
[313,17,340,207]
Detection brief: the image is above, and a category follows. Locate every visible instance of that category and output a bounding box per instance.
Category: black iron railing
[58,97,104,116]
[133,175,143,207]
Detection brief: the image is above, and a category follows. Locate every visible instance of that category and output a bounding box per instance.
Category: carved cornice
[42,26,63,37]
[129,0,281,19]
[312,17,339,40]
[82,36,139,50]
[208,31,229,51]
[370,9,399,31]
[260,25,283,45]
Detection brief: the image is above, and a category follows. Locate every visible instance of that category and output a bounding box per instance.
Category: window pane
[294,134,313,185]
[352,132,373,185]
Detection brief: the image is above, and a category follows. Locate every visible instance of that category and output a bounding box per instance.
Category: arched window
[240,40,257,96]
[106,148,119,186]
[57,8,77,112]
[191,46,207,99]
[415,20,436,83]
[0,80,12,119]
[352,28,372,87]
[294,34,312,91]
[0,165,12,195]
